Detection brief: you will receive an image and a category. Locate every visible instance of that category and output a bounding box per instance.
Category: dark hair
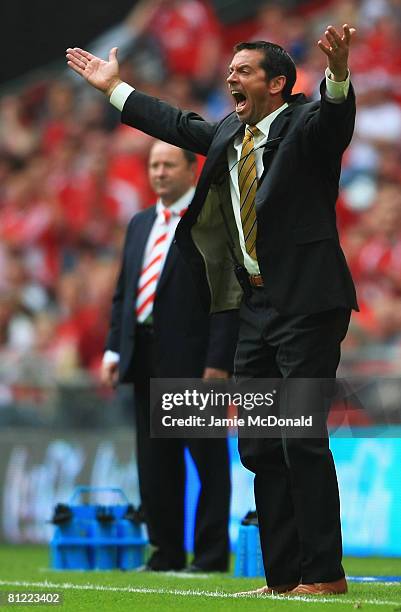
[233,41,297,101]
[182,149,197,165]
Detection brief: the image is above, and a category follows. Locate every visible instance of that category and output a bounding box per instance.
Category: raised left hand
[318,24,356,82]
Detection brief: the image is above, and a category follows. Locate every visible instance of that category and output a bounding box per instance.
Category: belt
[249,274,264,288]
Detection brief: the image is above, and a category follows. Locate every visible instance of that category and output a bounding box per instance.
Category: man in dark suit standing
[101,140,238,572]
[67,23,357,594]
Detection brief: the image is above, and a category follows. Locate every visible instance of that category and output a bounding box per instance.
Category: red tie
[135,207,186,322]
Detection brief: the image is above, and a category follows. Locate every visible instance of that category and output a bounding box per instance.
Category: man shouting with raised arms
[66,24,357,596]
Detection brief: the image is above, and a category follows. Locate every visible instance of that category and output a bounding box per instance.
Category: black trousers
[133,325,231,571]
[235,287,351,586]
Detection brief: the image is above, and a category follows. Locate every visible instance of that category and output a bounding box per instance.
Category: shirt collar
[248,102,289,139]
[156,186,195,218]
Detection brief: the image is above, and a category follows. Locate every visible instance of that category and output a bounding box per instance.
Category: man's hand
[66,47,122,97]
[101,360,119,387]
[203,367,230,380]
[318,24,356,82]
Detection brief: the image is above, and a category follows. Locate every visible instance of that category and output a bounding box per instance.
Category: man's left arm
[203,311,239,380]
[304,24,356,155]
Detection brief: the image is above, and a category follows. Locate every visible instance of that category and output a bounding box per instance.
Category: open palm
[66,47,120,95]
[317,24,356,81]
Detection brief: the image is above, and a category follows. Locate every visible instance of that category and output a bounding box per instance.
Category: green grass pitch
[0,546,400,611]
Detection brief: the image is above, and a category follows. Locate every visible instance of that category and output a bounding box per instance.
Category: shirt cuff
[325,67,350,102]
[103,350,120,365]
[110,82,135,111]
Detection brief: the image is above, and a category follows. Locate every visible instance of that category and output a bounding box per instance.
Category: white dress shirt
[103,187,195,365]
[227,103,289,274]
[109,69,350,277]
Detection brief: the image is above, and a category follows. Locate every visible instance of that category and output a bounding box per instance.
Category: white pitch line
[39,568,210,579]
[0,580,400,606]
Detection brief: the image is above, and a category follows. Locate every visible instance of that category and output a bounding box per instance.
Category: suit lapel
[257,104,297,191]
[266,104,294,141]
[267,92,306,141]
[220,114,244,147]
[128,208,156,293]
[155,240,179,297]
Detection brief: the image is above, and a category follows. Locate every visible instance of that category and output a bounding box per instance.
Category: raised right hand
[66,47,122,97]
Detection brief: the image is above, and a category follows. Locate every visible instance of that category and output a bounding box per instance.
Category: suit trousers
[235,286,351,586]
[133,325,231,571]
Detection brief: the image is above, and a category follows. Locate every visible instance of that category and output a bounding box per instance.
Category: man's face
[227,49,274,125]
[148,142,196,206]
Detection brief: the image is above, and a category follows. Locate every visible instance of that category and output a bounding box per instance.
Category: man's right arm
[66,47,216,156]
[101,259,124,387]
[120,89,216,156]
[105,250,126,356]
[101,219,133,386]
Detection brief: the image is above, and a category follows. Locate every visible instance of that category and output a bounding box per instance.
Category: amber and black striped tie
[238,126,260,260]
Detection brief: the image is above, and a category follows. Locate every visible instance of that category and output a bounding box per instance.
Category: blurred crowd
[1,0,401,388]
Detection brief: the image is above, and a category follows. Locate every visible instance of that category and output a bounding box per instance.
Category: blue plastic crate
[50,486,148,570]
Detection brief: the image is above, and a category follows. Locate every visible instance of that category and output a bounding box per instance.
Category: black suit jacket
[121,81,358,316]
[106,206,239,382]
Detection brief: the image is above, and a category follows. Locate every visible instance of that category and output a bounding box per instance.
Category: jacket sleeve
[204,310,239,373]
[302,79,356,156]
[104,220,133,352]
[121,90,217,156]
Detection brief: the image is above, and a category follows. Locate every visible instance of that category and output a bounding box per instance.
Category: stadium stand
[1,0,401,423]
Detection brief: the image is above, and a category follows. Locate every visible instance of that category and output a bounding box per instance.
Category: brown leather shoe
[234,583,298,596]
[289,577,348,595]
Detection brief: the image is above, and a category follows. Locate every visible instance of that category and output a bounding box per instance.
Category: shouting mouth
[231,90,247,114]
